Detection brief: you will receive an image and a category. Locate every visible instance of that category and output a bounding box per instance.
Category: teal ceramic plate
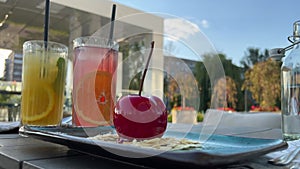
[19,126,287,168]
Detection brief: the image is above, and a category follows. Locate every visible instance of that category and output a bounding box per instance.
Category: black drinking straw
[108,4,116,46]
[138,41,155,96]
[44,0,50,47]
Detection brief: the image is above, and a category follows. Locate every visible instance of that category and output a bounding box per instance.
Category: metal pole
[245,89,247,112]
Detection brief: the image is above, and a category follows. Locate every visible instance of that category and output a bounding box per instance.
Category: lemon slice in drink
[74,71,112,125]
[22,83,55,122]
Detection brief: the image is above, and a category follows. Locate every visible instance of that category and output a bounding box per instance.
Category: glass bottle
[281,21,300,140]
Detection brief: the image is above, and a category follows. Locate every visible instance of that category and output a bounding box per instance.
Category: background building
[2,52,22,82]
[11,53,22,82]
[3,58,12,81]
[0,0,164,96]
[0,0,164,120]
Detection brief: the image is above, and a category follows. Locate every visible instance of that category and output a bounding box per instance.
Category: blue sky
[113,0,300,66]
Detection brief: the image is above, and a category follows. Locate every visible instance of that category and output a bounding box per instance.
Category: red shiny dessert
[113,94,167,140]
[113,41,167,141]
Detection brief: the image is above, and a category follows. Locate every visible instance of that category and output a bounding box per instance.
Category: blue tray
[19,126,287,168]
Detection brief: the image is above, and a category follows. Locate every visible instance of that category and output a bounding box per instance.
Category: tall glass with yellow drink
[21,41,68,126]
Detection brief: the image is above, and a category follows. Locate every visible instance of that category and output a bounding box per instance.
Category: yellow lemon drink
[21,41,67,126]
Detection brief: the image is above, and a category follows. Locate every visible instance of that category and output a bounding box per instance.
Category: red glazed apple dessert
[113,41,167,141]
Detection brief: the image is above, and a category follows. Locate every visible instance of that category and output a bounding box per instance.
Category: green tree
[165,76,181,109]
[172,71,198,108]
[0,94,11,104]
[195,53,243,111]
[211,76,238,109]
[217,54,244,110]
[119,36,146,91]
[243,59,280,110]
[164,58,199,111]
[194,61,210,111]
[240,47,271,111]
[0,84,12,104]
[240,48,269,70]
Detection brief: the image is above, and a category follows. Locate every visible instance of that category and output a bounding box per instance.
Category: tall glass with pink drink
[72,37,118,126]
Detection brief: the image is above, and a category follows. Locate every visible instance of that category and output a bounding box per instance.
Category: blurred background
[0,0,289,123]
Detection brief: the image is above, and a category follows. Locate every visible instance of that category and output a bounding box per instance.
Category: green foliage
[169,93,181,108]
[167,112,204,123]
[194,61,210,111]
[7,95,21,104]
[164,75,180,111]
[0,94,11,103]
[240,48,269,70]
[128,72,142,91]
[194,53,244,111]
[168,72,198,108]
[243,59,280,110]
[197,112,204,122]
[119,37,146,91]
[167,113,172,122]
[211,76,238,109]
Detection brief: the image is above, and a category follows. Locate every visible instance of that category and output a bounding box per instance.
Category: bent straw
[108,4,116,47]
[44,0,50,47]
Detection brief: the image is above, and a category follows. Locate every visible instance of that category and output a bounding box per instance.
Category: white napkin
[266,139,300,163]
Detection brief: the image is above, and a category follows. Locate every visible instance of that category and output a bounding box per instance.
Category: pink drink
[72,38,118,127]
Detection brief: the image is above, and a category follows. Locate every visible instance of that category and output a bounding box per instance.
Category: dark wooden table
[0,134,151,169]
[0,124,286,169]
